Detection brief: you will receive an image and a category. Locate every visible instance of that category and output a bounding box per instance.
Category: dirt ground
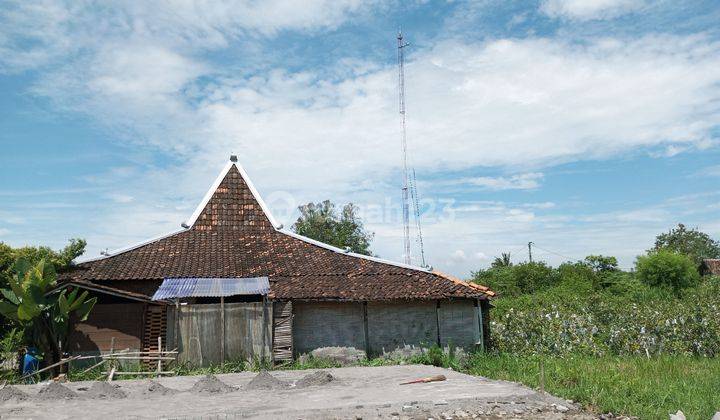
[0,364,600,419]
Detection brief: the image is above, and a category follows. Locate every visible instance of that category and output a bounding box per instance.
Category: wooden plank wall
[167,302,272,366]
[272,300,293,362]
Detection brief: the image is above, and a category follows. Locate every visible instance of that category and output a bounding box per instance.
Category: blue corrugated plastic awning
[151,277,270,300]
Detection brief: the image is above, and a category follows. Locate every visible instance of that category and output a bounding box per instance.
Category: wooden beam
[435,300,442,347]
[362,301,370,357]
[220,296,225,366]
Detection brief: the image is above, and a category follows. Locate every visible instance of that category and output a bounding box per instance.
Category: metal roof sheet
[152,277,269,300]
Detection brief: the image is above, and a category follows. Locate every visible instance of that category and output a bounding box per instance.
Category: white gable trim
[277,229,431,273]
[183,161,281,229]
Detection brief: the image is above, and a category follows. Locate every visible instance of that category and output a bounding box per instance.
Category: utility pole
[528,241,533,263]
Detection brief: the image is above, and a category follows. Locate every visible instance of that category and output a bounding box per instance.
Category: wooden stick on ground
[399,374,447,385]
[107,367,116,382]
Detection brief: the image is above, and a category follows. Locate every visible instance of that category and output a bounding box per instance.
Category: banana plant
[0,258,96,372]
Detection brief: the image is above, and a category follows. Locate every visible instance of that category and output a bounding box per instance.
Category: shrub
[489,278,720,357]
[473,262,560,297]
[635,250,699,291]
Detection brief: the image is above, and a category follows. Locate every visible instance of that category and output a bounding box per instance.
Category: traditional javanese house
[61,156,494,365]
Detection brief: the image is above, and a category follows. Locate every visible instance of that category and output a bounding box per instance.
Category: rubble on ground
[86,381,126,399]
[295,370,336,387]
[245,371,289,390]
[189,374,237,394]
[35,382,77,400]
[304,347,367,365]
[0,386,29,403]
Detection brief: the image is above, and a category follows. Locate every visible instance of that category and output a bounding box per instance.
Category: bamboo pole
[220,296,225,366]
[106,337,115,378]
[80,359,106,374]
[157,336,162,374]
[18,356,81,381]
[112,371,175,375]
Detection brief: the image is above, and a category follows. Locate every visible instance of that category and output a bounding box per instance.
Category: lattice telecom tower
[397,31,426,267]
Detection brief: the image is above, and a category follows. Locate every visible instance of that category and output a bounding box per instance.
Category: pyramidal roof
[64,157,494,301]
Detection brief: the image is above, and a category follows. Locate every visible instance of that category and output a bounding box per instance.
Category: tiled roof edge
[75,227,187,264]
[432,270,496,297]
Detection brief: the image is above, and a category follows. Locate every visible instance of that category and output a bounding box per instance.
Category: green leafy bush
[635,250,699,291]
[473,262,560,297]
[489,278,720,357]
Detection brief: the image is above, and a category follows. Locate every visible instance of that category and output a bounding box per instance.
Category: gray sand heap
[144,380,177,396]
[36,382,78,400]
[189,374,237,394]
[0,385,29,403]
[245,371,289,390]
[87,381,126,399]
[295,370,336,388]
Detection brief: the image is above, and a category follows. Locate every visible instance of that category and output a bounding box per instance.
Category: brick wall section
[439,299,479,350]
[367,301,437,355]
[292,301,366,355]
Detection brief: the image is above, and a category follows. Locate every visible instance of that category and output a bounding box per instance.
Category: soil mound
[190,375,237,394]
[295,370,336,388]
[87,381,126,399]
[36,382,77,400]
[145,380,177,396]
[0,386,29,403]
[245,371,289,390]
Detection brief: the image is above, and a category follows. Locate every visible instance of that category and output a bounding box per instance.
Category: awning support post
[220,296,225,366]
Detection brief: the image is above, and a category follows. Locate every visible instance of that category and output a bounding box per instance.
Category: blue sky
[2,0,720,276]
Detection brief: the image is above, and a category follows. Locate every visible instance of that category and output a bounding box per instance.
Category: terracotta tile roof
[62,160,493,301]
[701,259,720,275]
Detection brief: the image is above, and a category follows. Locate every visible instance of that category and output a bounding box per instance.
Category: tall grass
[466,354,720,420]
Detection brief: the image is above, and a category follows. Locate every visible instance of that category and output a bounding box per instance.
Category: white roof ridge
[277,229,431,273]
[76,157,431,274]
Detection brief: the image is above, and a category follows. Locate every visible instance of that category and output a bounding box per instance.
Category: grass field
[465,354,720,419]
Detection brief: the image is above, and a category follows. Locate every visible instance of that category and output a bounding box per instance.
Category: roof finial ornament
[230,155,238,162]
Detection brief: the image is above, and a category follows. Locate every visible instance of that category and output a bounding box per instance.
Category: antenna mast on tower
[397,31,426,266]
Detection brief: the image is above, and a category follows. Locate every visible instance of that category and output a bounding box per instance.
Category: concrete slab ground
[0,365,596,419]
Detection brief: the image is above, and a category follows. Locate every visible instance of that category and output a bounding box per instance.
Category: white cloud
[107,194,134,204]
[450,249,467,263]
[4,2,720,276]
[541,0,646,21]
[463,173,544,191]
[0,0,378,72]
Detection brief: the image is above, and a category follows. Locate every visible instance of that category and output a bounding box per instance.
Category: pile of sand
[86,381,126,399]
[0,386,29,403]
[144,380,177,396]
[245,371,289,390]
[189,375,237,394]
[295,370,336,388]
[36,382,77,400]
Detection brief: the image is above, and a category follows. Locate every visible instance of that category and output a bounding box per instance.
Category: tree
[0,239,86,335]
[652,223,720,266]
[635,250,700,292]
[491,252,512,268]
[583,255,619,273]
[472,261,559,297]
[0,259,96,373]
[292,200,374,255]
